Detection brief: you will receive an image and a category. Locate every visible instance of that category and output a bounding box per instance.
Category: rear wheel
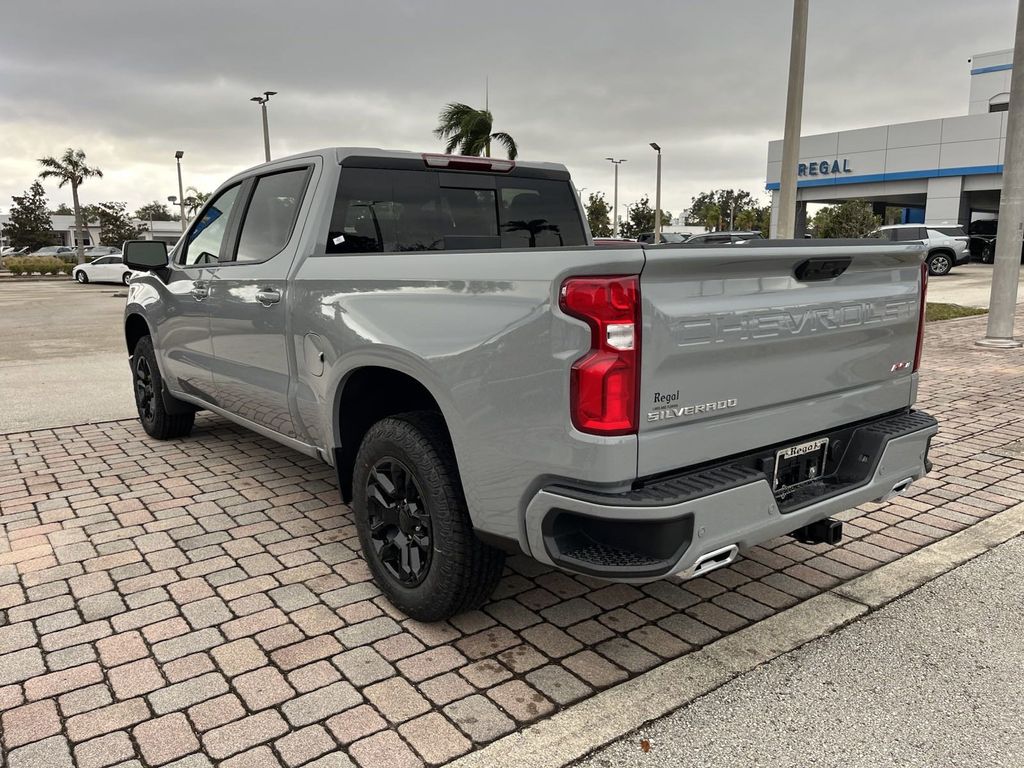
[122,272,132,285]
[132,335,194,439]
[927,252,953,276]
[75,270,88,283]
[352,411,505,621]
[982,243,995,264]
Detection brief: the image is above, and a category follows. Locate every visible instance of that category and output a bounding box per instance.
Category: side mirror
[123,240,169,271]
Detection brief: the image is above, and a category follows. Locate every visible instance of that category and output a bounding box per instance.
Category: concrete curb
[445,500,1024,768]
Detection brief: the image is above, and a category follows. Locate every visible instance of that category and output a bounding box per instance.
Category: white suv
[871,224,969,276]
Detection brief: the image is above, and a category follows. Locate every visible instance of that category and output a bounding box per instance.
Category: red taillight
[914,260,928,372]
[421,153,515,173]
[560,276,640,435]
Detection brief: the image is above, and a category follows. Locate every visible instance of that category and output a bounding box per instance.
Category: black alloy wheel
[134,354,157,426]
[365,458,432,586]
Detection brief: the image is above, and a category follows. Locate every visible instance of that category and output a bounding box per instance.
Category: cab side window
[181,185,241,266]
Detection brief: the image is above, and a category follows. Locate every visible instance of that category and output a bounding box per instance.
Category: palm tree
[38,148,103,264]
[734,208,757,231]
[701,202,721,232]
[433,103,518,159]
[183,187,211,220]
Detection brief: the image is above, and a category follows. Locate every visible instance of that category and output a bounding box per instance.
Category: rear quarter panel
[292,246,645,545]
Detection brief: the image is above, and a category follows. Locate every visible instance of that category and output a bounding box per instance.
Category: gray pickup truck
[122,148,937,621]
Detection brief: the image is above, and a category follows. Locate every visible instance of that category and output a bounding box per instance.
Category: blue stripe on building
[765,164,1004,191]
[970,63,1013,75]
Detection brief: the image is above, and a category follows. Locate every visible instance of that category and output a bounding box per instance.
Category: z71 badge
[647,397,738,422]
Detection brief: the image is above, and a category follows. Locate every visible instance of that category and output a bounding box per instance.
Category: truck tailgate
[637,242,924,478]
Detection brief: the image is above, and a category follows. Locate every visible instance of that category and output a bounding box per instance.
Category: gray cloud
[0,0,1016,219]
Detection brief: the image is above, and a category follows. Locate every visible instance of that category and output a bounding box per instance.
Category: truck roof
[229,147,570,182]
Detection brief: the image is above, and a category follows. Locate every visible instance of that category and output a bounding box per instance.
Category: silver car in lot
[870,224,970,276]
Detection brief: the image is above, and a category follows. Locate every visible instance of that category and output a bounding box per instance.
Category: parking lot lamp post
[650,143,662,244]
[605,158,626,237]
[174,151,186,233]
[978,0,1024,348]
[250,91,277,162]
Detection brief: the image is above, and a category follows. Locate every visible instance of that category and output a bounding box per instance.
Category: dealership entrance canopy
[765,49,1013,236]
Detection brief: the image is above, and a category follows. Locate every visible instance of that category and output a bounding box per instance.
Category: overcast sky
[0,0,1017,219]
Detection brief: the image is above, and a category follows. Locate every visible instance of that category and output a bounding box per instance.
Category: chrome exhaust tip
[683,544,739,580]
[880,476,915,502]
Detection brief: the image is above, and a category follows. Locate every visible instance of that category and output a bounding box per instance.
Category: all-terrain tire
[132,335,194,440]
[352,411,505,621]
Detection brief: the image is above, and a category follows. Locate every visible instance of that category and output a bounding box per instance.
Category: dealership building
[766,49,1013,235]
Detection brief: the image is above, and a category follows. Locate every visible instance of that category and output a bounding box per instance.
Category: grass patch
[926,302,988,322]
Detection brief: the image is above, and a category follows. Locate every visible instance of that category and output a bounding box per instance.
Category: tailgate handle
[794,257,852,282]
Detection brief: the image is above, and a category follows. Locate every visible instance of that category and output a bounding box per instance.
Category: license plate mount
[773,438,828,495]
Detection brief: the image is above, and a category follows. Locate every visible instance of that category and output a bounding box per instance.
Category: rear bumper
[524,410,937,582]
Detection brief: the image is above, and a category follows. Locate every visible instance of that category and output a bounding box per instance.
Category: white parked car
[73,254,138,285]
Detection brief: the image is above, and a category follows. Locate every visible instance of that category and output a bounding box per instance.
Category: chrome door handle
[190,284,209,301]
[256,288,281,306]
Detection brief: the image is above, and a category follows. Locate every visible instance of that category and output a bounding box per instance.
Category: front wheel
[75,271,88,284]
[352,412,504,621]
[982,243,995,264]
[132,336,194,440]
[927,252,953,276]
[122,272,132,286]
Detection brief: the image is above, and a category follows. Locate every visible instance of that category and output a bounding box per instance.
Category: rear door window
[326,168,585,253]
[233,168,311,263]
[895,227,925,242]
[932,226,966,237]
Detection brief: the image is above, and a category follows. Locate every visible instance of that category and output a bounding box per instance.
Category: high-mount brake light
[559,276,641,436]
[914,260,928,372]
[421,154,515,173]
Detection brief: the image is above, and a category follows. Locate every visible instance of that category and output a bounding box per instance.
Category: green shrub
[2,256,68,276]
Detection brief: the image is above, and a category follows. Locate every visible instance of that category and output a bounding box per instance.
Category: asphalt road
[0,279,135,432]
[576,535,1024,768]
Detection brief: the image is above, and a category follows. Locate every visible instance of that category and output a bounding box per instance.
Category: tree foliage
[433,103,517,159]
[51,203,74,216]
[95,202,145,247]
[2,182,56,250]
[617,196,672,240]
[183,187,211,219]
[810,200,880,238]
[134,201,178,222]
[38,148,103,263]
[585,192,612,237]
[689,189,762,231]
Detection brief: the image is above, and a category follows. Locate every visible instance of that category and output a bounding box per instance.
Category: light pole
[250,91,277,162]
[174,151,186,233]
[978,0,1024,348]
[605,157,626,237]
[776,0,809,238]
[650,143,662,244]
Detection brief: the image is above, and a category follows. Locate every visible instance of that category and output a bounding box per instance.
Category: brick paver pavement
[2,311,1023,767]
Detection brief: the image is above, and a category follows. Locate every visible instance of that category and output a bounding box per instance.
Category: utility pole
[605,158,626,236]
[776,0,809,239]
[174,151,186,233]
[978,0,1024,348]
[250,91,277,162]
[650,143,662,243]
